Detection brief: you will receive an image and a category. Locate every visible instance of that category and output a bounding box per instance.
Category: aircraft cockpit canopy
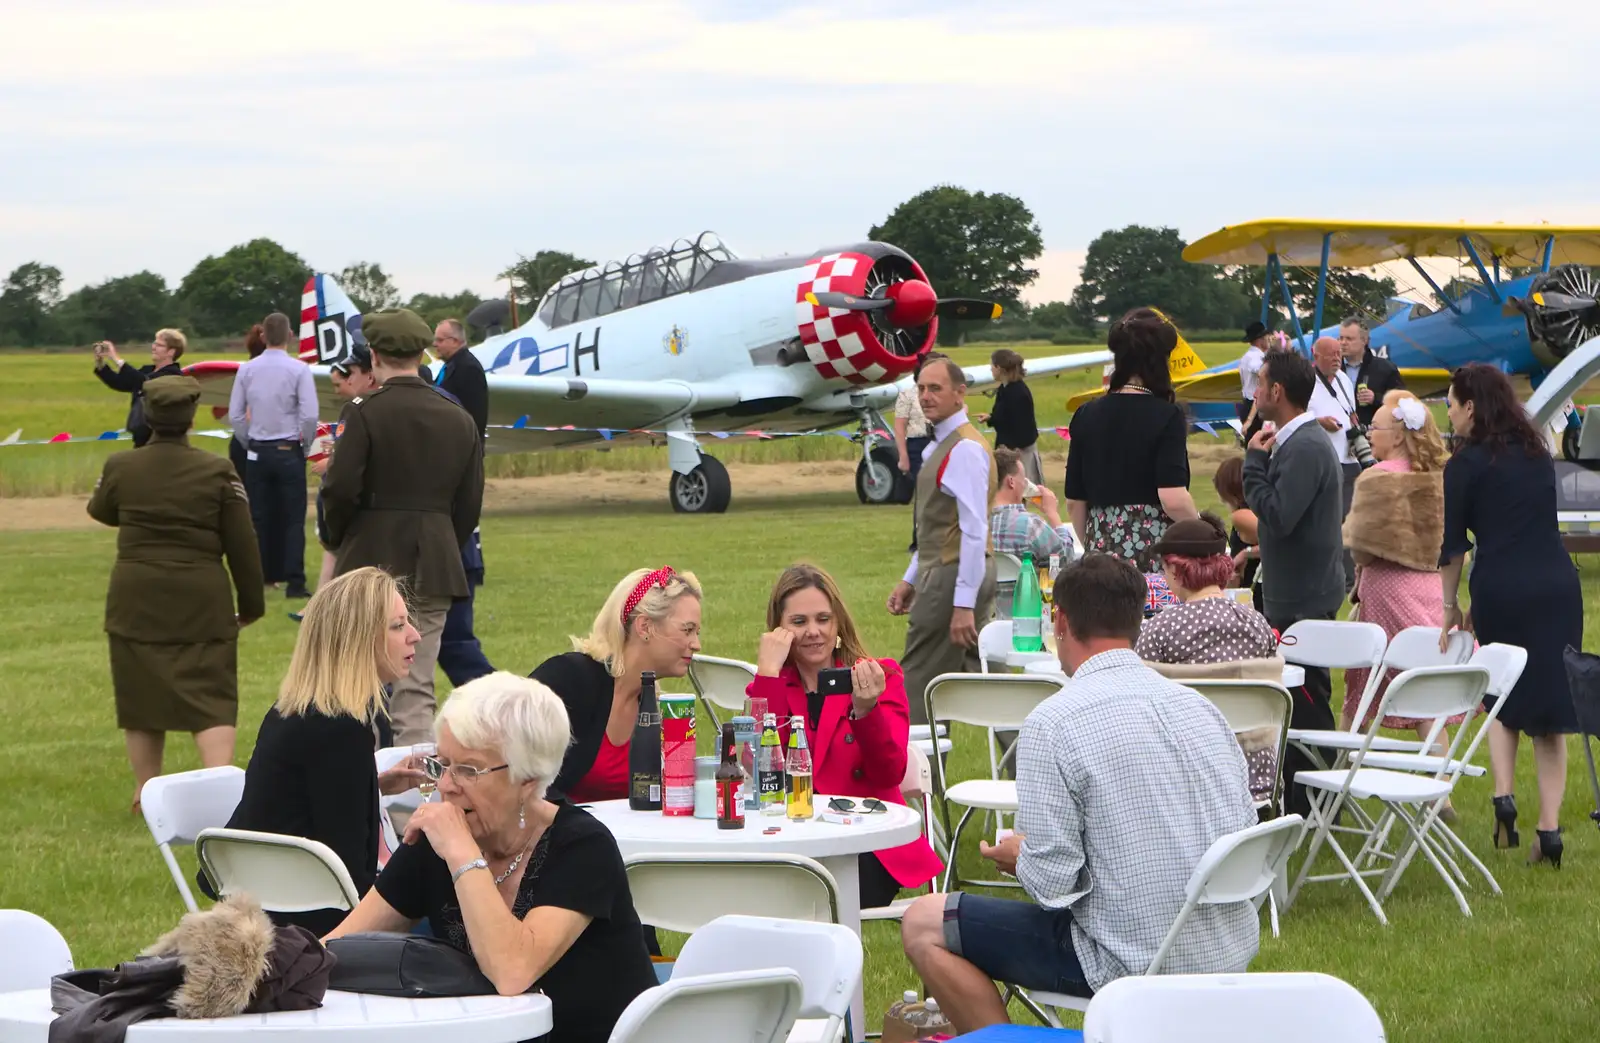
[538,232,736,327]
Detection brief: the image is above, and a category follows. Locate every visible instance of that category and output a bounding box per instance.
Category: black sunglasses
[827,797,887,814]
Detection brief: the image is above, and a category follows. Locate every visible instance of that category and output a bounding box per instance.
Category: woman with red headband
[747,563,942,910]
[531,567,703,802]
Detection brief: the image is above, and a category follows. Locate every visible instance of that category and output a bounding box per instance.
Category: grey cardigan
[1242,421,1346,620]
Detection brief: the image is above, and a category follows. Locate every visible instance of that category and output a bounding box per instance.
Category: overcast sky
[4,0,1598,307]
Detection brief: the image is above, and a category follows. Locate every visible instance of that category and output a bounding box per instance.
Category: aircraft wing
[1066,365,1455,411]
[809,348,1112,412]
[1182,219,1600,268]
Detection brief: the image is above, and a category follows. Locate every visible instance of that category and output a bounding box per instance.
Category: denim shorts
[943,892,1093,998]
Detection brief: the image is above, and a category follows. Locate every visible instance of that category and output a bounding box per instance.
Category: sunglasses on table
[422,754,509,783]
[827,797,887,814]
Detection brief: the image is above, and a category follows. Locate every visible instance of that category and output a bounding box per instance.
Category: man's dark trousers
[1267,606,1338,818]
[437,530,494,685]
[247,439,307,590]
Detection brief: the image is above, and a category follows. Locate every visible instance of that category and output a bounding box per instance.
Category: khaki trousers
[389,596,451,746]
[901,559,996,726]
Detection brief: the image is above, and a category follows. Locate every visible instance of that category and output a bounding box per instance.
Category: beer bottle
[785,715,814,820]
[758,713,785,816]
[716,722,745,830]
[628,671,662,811]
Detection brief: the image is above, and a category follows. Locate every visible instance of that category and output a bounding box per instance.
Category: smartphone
[817,666,853,697]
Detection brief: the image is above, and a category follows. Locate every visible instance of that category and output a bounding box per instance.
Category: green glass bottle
[1011,552,1043,651]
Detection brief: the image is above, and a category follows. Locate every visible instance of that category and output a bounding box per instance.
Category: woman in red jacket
[746,563,944,909]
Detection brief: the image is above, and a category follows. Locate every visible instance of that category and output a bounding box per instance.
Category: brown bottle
[716,722,745,830]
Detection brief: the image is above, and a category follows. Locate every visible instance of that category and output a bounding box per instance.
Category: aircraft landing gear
[669,454,731,513]
[851,394,913,506]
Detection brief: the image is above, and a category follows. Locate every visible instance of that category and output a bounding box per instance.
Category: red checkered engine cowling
[793,252,933,385]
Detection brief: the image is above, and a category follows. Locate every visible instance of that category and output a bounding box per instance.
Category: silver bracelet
[451,858,488,883]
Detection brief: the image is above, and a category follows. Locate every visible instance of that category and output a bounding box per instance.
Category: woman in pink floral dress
[1341,391,1456,745]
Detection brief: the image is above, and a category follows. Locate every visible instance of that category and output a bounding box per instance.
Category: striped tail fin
[297,273,365,364]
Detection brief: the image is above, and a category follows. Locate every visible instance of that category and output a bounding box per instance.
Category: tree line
[1,186,1416,349]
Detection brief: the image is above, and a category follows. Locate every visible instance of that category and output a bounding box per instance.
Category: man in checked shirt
[902,555,1259,1033]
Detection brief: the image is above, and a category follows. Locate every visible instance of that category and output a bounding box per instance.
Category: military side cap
[143,375,203,427]
[363,309,433,358]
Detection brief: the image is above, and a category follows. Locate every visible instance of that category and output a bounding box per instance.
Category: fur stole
[141,894,275,1019]
[1343,466,1443,573]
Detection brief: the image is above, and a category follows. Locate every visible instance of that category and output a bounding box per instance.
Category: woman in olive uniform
[88,376,266,813]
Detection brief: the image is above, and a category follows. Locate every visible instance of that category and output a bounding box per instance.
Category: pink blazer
[745,657,944,888]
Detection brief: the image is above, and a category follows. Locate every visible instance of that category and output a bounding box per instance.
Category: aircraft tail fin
[298,274,365,365]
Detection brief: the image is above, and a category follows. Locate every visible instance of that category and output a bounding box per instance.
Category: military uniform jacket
[321,375,484,598]
[88,435,265,642]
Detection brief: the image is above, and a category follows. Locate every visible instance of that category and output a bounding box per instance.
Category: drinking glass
[412,742,437,801]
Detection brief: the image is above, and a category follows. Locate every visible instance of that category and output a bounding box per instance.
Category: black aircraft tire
[669,456,732,514]
[856,448,902,505]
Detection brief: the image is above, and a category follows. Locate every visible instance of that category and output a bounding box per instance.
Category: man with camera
[1310,336,1362,592]
[1338,318,1404,427]
[93,333,187,447]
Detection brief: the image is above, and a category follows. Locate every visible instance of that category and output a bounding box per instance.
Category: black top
[1345,350,1405,427]
[531,651,617,799]
[205,706,380,929]
[1064,393,1190,506]
[990,380,1038,450]
[375,802,655,1043]
[438,349,490,442]
[96,361,184,446]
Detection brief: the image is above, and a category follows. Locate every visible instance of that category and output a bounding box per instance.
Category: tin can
[660,694,696,816]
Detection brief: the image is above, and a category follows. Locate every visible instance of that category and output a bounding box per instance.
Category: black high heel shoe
[1492,795,1519,849]
[1530,828,1563,869]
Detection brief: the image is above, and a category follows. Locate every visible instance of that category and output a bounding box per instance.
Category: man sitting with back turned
[901,554,1259,1035]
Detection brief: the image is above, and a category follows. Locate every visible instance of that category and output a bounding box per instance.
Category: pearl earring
[519,802,526,831]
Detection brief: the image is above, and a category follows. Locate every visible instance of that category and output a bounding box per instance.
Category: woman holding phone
[747,564,943,909]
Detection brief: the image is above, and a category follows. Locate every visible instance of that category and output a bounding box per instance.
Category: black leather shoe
[1530,828,1563,869]
[284,587,312,599]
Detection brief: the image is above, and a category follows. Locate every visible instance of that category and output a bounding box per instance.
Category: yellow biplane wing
[1181,218,1600,268]
[1066,365,1454,411]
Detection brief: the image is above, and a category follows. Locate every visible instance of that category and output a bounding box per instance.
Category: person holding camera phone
[748,564,943,910]
[93,331,187,447]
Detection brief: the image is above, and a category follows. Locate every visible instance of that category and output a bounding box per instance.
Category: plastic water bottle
[1011,552,1043,651]
[917,997,953,1037]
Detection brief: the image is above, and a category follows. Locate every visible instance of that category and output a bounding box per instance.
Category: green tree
[177,238,311,336]
[1282,267,1397,328]
[1071,226,1253,330]
[1435,276,1481,309]
[406,290,494,341]
[0,262,64,346]
[338,262,401,313]
[1028,301,1078,330]
[500,251,595,315]
[55,272,171,344]
[869,185,1043,344]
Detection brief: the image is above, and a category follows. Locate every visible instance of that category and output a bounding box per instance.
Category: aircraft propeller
[1503,264,1600,360]
[805,279,1002,329]
[467,298,513,335]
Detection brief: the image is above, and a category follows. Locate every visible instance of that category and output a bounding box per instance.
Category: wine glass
[412,742,437,801]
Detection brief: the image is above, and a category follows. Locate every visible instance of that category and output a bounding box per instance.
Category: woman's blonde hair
[1380,389,1446,473]
[276,566,399,720]
[572,567,703,678]
[156,328,187,360]
[765,563,870,668]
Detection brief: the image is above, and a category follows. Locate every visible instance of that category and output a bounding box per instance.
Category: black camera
[1348,423,1376,469]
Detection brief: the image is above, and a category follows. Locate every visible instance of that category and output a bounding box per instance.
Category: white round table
[1021,660,1305,688]
[584,797,922,1042]
[0,988,552,1043]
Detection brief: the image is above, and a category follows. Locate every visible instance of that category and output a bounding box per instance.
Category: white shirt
[902,408,990,609]
[1238,346,1265,400]
[1307,370,1355,464]
[1269,410,1317,455]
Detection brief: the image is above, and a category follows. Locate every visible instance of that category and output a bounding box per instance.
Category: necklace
[493,835,535,884]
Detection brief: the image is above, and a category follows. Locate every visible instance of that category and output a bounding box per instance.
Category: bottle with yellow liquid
[785,715,814,820]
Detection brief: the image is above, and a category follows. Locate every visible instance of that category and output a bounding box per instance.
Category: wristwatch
[451,858,489,883]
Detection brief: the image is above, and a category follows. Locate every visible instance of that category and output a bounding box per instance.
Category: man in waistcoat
[887,355,998,725]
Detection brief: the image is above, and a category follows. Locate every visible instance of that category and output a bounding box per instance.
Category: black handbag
[324,933,497,997]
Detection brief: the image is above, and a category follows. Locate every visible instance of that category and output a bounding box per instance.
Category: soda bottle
[757,713,785,816]
[786,715,814,821]
[715,723,744,830]
[627,671,662,811]
[1011,552,1043,651]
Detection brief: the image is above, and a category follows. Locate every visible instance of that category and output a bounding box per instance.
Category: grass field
[5,343,1600,1040]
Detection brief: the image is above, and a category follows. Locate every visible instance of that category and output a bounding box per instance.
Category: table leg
[819,853,865,1043]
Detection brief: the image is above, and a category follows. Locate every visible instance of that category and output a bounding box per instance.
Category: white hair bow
[1393,397,1427,431]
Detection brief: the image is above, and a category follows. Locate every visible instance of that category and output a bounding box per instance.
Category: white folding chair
[140,766,246,911]
[1082,972,1385,1042]
[1287,664,1493,924]
[906,722,952,760]
[624,853,839,932]
[863,744,943,921]
[993,553,1023,619]
[608,968,803,1043]
[923,672,1063,891]
[1276,620,1389,767]
[375,746,419,856]
[0,910,73,990]
[689,654,758,730]
[674,916,862,1043]
[976,619,1014,673]
[195,828,361,914]
[1014,815,1304,1025]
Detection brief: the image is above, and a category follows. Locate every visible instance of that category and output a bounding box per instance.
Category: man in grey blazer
[1242,349,1346,815]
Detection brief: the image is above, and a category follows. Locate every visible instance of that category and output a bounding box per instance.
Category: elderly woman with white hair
[325,671,657,1043]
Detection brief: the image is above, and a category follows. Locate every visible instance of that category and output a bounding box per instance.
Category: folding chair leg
[1389,803,1473,917]
[943,806,979,893]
